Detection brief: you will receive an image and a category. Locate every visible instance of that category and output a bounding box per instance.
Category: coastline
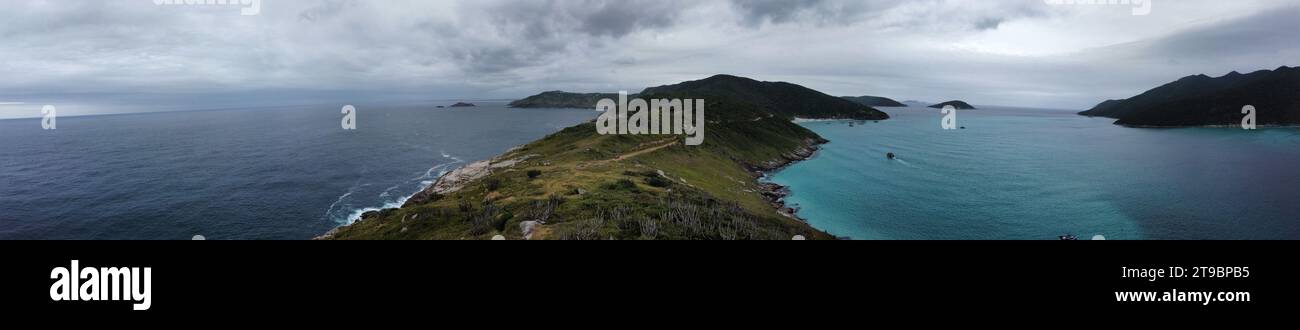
[748,137,827,223]
[1081,116,1300,129]
[316,147,531,240]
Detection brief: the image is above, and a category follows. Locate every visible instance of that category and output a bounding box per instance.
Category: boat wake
[894,158,917,168]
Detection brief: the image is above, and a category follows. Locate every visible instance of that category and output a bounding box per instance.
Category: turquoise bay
[769,106,1300,240]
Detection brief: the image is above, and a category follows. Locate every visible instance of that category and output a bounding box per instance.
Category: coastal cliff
[322,75,887,240]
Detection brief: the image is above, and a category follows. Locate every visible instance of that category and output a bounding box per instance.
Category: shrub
[639,217,659,240]
[606,179,638,191]
[623,170,657,177]
[485,179,502,191]
[469,202,501,236]
[559,218,605,240]
[526,194,563,223]
[645,176,672,188]
[527,170,543,179]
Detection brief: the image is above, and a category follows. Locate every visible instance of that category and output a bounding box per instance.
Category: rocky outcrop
[747,137,828,174]
[746,137,826,222]
[402,154,537,208]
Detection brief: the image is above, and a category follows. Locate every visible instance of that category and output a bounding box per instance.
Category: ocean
[0,102,597,240]
[769,106,1300,240]
[4,103,1298,240]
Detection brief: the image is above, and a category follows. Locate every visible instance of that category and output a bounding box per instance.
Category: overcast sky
[1,0,1297,117]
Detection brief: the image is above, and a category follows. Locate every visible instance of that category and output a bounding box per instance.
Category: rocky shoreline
[315,153,531,240]
[747,137,827,222]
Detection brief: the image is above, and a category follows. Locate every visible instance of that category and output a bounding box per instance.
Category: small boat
[887,152,896,160]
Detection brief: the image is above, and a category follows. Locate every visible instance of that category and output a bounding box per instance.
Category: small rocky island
[449,102,477,108]
[928,100,977,110]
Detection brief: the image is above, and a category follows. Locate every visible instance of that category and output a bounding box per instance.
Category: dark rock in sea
[449,102,477,107]
[1079,66,1300,126]
[928,100,977,110]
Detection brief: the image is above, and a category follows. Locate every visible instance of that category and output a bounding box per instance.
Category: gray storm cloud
[0,0,1296,118]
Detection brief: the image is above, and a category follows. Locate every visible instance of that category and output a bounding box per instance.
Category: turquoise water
[769,106,1300,240]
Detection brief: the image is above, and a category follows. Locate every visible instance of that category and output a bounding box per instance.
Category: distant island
[902,100,931,107]
[321,74,890,240]
[928,100,977,110]
[842,95,907,107]
[641,74,889,120]
[1080,66,1300,127]
[449,102,477,108]
[508,91,621,109]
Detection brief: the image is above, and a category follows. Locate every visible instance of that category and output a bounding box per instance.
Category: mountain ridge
[1080,66,1300,126]
[842,95,907,107]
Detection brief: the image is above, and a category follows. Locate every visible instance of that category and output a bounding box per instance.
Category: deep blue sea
[0,102,597,240]
[770,106,1300,240]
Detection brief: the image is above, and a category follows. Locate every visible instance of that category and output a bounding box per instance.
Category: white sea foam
[322,178,366,220]
[332,156,465,225]
[440,151,464,163]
